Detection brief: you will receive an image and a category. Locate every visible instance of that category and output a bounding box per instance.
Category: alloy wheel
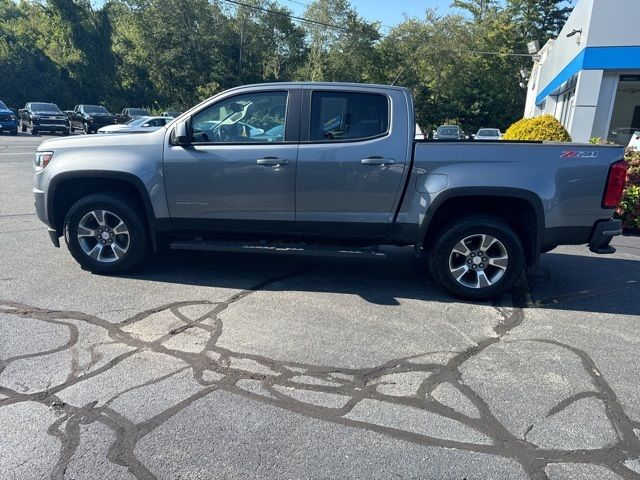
[448,234,509,289]
[77,209,130,263]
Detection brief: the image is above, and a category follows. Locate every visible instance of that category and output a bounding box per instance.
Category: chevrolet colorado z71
[33,83,627,300]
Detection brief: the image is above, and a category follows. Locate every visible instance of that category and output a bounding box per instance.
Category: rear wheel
[64,193,148,273]
[427,216,524,300]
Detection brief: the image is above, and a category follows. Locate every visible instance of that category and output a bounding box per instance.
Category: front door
[164,88,300,234]
[296,87,410,238]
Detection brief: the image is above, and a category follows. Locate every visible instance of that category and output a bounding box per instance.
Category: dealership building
[524,0,640,144]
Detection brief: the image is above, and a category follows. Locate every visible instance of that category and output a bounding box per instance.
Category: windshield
[84,105,109,114]
[437,126,460,136]
[129,108,150,116]
[477,129,500,137]
[125,117,151,126]
[0,101,8,110]
[32,103,61,113]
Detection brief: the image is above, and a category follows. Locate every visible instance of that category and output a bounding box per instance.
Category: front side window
[191,91,288,144]
[309,91,388,142]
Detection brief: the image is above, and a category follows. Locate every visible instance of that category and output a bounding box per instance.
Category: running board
[169,239,386,259]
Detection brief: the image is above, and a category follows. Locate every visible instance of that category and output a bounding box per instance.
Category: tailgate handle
[257,157,289,166]
[361,156,394,166]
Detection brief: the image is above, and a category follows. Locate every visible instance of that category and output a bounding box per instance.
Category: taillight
[602,159,628,208]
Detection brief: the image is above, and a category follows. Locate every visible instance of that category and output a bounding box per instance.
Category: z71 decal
[560,150,599,159]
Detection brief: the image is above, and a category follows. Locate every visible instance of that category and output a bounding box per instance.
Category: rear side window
[309,91,388,142]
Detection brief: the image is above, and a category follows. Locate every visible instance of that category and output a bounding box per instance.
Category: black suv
[18,102,69,136]
[70,105,117,134]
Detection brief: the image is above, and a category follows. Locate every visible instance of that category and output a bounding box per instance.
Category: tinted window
[143,118,167,127]
[129,108,150,116]
[31,103,61,113]
[437,126,460,136]
[191,91,288,144]
[84,105,109,114]
[0,101,8,110]
[310,92,388,141]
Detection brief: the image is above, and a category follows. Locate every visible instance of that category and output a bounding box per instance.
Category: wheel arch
[48,171,161,251]
[420,187,545,268]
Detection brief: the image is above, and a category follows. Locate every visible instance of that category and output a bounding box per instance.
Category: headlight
[34,151,54,172]
[10,115,16,121]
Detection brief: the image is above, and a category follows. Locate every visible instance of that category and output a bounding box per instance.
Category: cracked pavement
[1,134,640,479]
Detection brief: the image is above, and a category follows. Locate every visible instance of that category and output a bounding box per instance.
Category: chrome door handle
[361,157,395,166]
[257,158,289,166]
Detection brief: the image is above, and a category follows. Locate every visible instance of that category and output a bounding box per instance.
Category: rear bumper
[588,219,622,254]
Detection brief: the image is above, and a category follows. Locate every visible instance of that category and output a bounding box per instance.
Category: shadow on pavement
[527,252,640,316]
[114,244,640,314]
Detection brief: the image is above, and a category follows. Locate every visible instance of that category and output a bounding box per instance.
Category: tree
[299,0,380,82]
[507,0,573,45]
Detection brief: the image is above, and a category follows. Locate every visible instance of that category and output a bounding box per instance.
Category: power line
[220,0,534,58]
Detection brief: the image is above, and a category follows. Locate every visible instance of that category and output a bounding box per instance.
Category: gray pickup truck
[33,82,627,299]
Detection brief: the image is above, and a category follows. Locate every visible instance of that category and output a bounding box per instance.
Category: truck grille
[38,117,66,125]
[0,114,13,122]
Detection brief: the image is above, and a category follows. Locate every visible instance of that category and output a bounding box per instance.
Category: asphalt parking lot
[1,133,640,480]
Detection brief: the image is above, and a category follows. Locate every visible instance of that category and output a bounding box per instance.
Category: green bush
[503,114,571,142]
[615,150,640,231]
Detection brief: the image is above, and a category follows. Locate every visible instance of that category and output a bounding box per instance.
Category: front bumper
[0,121,17,132]
[34,188,61,247]
[588,219,622,254]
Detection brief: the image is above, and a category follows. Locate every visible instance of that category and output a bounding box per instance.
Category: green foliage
[0,0,572,128]
[503,114,571,141]
[615,151,640,231]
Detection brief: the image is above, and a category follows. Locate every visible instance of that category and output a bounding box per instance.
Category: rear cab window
[309,91,389,142]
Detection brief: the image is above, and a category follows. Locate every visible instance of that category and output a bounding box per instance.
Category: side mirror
[172,120,190,146]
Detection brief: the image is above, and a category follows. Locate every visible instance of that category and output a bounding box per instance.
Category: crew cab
[33,83,627,300]
[19,102,69,136]
[69,105,117,134]
[0,101,18,135]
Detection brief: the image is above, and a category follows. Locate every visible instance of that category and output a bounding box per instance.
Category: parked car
[116,108,151,124]
[70,105,117,134]
[433,125,463,140]
[628,131,640,151]
[18,102,69,135]
[161,111,181,118]
[34,82,626,300]
[0,101,18,136]
[474,128,502,141]
[97,116,173,134]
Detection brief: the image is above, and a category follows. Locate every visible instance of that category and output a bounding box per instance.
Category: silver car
[474,128,502,141]
[97,116,173,134]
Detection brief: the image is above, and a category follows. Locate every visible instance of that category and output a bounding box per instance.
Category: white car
[474,128,502,141]
[97,116,173,134]
[628,130,640,151]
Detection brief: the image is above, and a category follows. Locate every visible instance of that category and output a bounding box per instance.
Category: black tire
[31,127,38,135]
[427,216,524,301]
[70,124,75,133]
[62,129,70,136]
[10,130,17,136]
[64,193,149,274]
[83,122,89,134]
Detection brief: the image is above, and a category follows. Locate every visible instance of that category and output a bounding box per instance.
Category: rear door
[296,86,411,238]
[163,87,301,234]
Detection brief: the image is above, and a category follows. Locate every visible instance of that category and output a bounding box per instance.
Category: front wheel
[64,193,148,274]
[427,216,524,300]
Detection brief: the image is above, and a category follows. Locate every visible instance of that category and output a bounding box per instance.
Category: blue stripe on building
[536,46,640,105]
